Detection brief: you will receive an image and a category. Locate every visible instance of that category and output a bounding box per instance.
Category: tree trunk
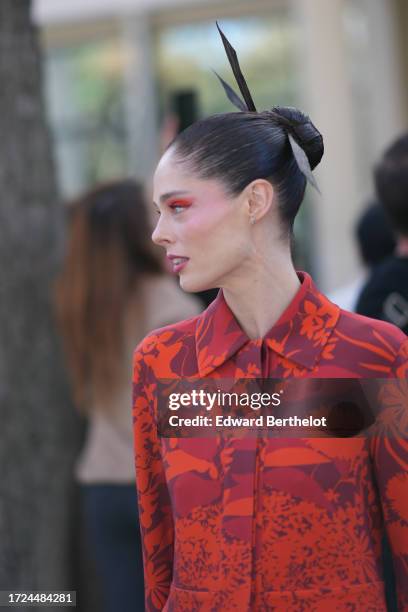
[0,1,83,608]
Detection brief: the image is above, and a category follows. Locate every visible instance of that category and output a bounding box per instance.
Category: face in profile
[152,147,255,293]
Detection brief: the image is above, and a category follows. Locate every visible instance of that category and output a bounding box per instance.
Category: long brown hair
[54,179,163,413]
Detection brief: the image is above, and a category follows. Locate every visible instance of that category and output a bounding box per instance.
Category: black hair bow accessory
[214,22,320,193]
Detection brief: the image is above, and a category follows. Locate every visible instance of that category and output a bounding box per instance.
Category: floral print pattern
[132,272,408,611]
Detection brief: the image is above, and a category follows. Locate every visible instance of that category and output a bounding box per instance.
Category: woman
[54,179,202,612]
[132,27,408,612]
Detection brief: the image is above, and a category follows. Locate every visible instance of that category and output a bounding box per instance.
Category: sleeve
[132,344,174,611]
[370,340,408,610]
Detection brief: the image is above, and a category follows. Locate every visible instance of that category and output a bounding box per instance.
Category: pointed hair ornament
[216,21,256,112]
[215,22,320,193]
[212,69,248,112]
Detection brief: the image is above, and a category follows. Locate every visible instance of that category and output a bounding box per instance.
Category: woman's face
[152,147,255,293]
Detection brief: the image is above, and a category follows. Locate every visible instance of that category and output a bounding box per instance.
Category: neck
[221,249,300,340]
[396,235,408,257]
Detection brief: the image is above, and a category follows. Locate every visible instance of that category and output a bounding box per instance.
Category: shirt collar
[195,271,340,376]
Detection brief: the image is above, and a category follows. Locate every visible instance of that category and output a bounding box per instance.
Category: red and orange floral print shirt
[132,271,408,611]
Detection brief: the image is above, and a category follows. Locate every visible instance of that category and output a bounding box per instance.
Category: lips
[167,255,189,273]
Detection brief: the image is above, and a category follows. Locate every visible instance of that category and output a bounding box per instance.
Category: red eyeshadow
[167,197,194,208]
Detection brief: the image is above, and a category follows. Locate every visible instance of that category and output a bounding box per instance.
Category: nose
[151,214,175,247]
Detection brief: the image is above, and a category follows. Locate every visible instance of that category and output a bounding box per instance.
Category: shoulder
[133,310,201,380]
[338,307,406,344]
[136,313,200,352]
[334,307,407,375]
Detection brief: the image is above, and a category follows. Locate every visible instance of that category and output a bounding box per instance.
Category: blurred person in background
[356,134,408,335]
[54,179,202,612]
[329,202,395,311]
[356,139,408,612]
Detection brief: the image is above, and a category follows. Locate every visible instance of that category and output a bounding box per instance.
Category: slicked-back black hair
[169,107,323,234]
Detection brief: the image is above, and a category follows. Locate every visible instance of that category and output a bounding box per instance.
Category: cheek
[177,209,222,250]
[177,204,250,291]
[188,206,250,260]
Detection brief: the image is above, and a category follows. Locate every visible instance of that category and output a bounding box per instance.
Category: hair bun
[269,106,324,171]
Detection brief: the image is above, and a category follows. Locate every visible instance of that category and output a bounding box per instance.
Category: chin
[179,273,215,294]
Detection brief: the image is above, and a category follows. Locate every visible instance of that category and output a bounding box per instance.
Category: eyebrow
[153,190,191,206]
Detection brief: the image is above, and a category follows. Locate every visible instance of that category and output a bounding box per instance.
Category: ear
[244,179,275,224]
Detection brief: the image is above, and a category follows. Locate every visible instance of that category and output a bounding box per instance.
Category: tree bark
[0,1,83,608]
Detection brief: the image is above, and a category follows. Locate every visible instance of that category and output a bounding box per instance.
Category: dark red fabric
[133,272,408,611]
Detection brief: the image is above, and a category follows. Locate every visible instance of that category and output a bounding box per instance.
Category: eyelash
[155,202,190,216]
